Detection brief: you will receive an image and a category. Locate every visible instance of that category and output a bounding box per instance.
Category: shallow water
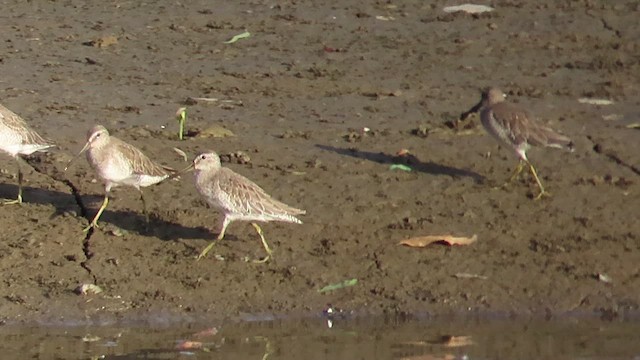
[1,316,639,360]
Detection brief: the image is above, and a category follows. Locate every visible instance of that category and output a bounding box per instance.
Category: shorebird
[466,87,574,199]
[187,151,305,263]
[66,125,173,231]
[0,103,54,204]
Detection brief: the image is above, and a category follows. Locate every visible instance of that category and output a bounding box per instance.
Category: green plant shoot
[177,107,187,140]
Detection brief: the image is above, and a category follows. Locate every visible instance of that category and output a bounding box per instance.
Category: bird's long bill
[459,98,484,121]
[64,141,91,172]
[164,162,194,181]
[177,162,195,175]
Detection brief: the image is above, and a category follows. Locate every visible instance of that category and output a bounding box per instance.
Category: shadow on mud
[0,183,78,215]
[316,144,485,183]
[0,183,215,241]
[80,193,217,241]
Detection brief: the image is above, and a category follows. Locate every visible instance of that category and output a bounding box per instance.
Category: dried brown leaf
[453,273,487,280]
[75,283,103,295]
[399,234,477,247]
[401,335,474,348]
[94,35,118,48]
[197,125,236,138]
[193,327,219,338]
[398,355,455,360]
[173,147,188,162]
[176,340,203,350]
[439,335,474,347]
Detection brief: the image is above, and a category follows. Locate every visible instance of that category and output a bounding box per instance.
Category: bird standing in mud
[187,151,305,263]
[0,103,55,204]
[465,87,574,199]
[67,125,173,231]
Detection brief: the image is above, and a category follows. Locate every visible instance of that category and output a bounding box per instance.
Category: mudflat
[0,1,638,324]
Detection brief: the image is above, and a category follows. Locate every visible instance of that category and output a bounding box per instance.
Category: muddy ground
[0,0,638,325]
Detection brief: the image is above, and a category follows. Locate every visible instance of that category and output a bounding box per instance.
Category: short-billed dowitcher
[467,87,574,199]
[187,151,305,263]
[0,103,54,204]
[67,125,172,231]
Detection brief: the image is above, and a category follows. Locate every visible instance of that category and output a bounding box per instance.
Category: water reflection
[0,316,638,359]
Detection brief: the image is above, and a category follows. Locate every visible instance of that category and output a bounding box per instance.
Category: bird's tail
[543,128,574,152]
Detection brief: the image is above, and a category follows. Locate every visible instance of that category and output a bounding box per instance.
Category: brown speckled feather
[470,87,573,198]
[192,150,305,260]
[480,88,573,152]
[0,104,52,147]
[110,136,172,177]
[215,167,306,219]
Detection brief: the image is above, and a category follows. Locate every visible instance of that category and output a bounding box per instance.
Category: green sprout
[176,107,187,140]
[224,31,251,44]
[318,278,358,293]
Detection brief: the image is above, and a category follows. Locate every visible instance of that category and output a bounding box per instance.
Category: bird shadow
[0,183,215,242]
[0,183,78,216]
[79,193,218,242]
[315,144,485,182]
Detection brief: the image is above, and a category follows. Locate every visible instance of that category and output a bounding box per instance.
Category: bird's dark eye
[200,155,206,160]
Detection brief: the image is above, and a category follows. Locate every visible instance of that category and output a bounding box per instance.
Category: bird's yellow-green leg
[196,221,227,261]
[254,336,274,360]
[493,159,524,190]
[3,161,23,205]
[84,195,109,232]
[526,161,550,200]
[251,222,272,263]
[196,240,218,261]
[138,189,149,223]
[177,107,187,140]
[506,159,525,185]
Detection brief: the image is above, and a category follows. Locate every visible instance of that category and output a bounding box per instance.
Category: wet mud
[0,1,638,324]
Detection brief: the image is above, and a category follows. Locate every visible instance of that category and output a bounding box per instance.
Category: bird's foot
[196,241,217,261]
[252,254,271,264]
[195,251,207,261]
[490,180,511,191]
[83,222,99,232]
[2,199,22,205]
[533,190,551,201]
[499,181,512,190]
[2,194,22,205]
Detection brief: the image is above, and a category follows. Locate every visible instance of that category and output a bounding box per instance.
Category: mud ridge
[60,178,97,282]
[588,136,640,176]
[24,158,96,282]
